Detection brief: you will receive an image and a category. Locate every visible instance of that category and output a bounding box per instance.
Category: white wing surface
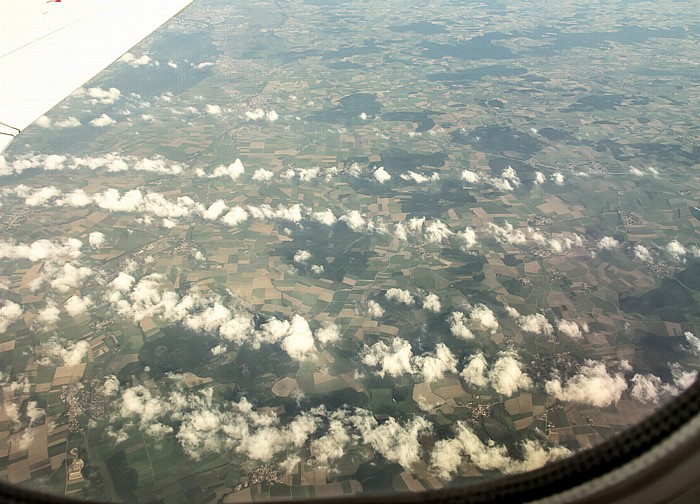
[0,0,194,153]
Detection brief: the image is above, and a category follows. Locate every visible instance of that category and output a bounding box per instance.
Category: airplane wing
[0,0,194,153]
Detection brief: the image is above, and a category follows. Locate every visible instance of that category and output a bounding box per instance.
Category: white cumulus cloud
[252,168,274,182]
[634,244,653,263]
[88,231,105,248]
[415,343,457,382]
[205,104,222,115]
[455,227,478,251]
[430,422,569,479]
[373,166,391,184]
[367,300,385,319]
[0,301,23,334]
[598,236,620,251]
[64,295,93,317]
[556,319,583,339]
[546,360,627,407]
[385,288,414,306]
[666,240,687,262]
[362,338,415,378]
[202,200,228,221]
[90,114,116,127]
[423,293,441,313]
[461,351,531,397]
[293,250,312,264]
[351,411,431,470]
[316,323,341,345]
[220,206,248,227]
[461,351,489,388]
[461,169,481,184]
[119,53,152,67]
[87,86,121,105]
[448,311,474,340]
